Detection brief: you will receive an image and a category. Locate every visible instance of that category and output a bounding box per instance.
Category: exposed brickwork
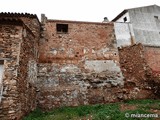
[0,16,40,120]
[39,20,117,63]
[118,44,157,100]
[0,13,160,120]
[144,46,160,75]
[36,19,124,110]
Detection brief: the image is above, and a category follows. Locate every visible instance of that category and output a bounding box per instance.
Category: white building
[113,5,160,47]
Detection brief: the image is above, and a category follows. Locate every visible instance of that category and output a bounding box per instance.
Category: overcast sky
[0,0,160,22]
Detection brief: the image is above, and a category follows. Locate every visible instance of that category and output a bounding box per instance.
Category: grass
[23,99,160,120]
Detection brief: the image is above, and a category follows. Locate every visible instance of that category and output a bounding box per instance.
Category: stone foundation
[36,62,124,110]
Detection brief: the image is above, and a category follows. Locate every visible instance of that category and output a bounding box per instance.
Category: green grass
[23,99,160,120]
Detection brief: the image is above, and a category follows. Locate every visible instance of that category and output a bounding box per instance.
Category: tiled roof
[0,12,37,18]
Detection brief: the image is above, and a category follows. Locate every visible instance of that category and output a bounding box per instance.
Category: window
[123,17,127,22]
[154,16,158,19]
[56,24,68,33]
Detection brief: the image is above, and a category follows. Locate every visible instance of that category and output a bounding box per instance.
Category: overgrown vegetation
[23,99,160,120]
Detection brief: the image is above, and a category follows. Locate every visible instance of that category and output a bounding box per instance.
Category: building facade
[113,5,160,74]
[113,5,160,47]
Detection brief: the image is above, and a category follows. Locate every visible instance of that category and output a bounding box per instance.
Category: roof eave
[112,10,128,22]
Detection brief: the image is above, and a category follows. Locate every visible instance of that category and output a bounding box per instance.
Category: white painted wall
[115,5,160,46]
[128,5,160,46]
[116,12,130,23]
[114,22,135,47]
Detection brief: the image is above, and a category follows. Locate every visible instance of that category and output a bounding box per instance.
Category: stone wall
[0,20,24,120]
[0,19,38,120]
[0,12,160,119]
[36,19,124,110]
[36,43,160,110]
[16,24,38,119]
[37,63,124,110]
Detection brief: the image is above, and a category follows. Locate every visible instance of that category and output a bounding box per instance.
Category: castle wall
[37,20,124,110]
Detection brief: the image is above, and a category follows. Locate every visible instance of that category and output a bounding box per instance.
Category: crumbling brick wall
[144,46,160,76]
[39,20,118,63]
[0,18,39,120]
[36,19,124,110]
[118,44,157,100]
[16,26,38,119]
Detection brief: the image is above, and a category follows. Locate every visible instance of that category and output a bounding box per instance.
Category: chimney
[102,17,109,23]
[41,14,47,24]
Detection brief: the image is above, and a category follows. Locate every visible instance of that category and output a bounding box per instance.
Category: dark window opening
[0,60,4,64]
[123,17,127,22]
[56,24,68,33]
[154,16,158,19]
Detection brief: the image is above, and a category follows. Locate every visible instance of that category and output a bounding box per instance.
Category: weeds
[23,99,160,120]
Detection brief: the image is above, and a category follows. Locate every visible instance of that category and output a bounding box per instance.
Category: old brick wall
[36,19,124,110]
[0,20,24,120]
[16,25,38,119]
[118,44,157,100]
[39,20,118,62]
[143,46,160,75]
[0,18,39,120]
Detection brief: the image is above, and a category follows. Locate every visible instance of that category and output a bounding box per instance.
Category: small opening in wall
[123,17,127,22]
[0,60,4,65]
[56,24,68,33]
[154,16,158,19]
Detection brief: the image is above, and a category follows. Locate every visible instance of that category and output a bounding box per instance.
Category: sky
[0,0,160,22]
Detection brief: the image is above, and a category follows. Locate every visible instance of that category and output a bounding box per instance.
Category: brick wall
[1,13,160,119]
[39,20,117,63]
[0,19,39,120]
[16,25,38,119]
[118,44,157,100]
[36,20,124,110]
[144,46,160,75]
